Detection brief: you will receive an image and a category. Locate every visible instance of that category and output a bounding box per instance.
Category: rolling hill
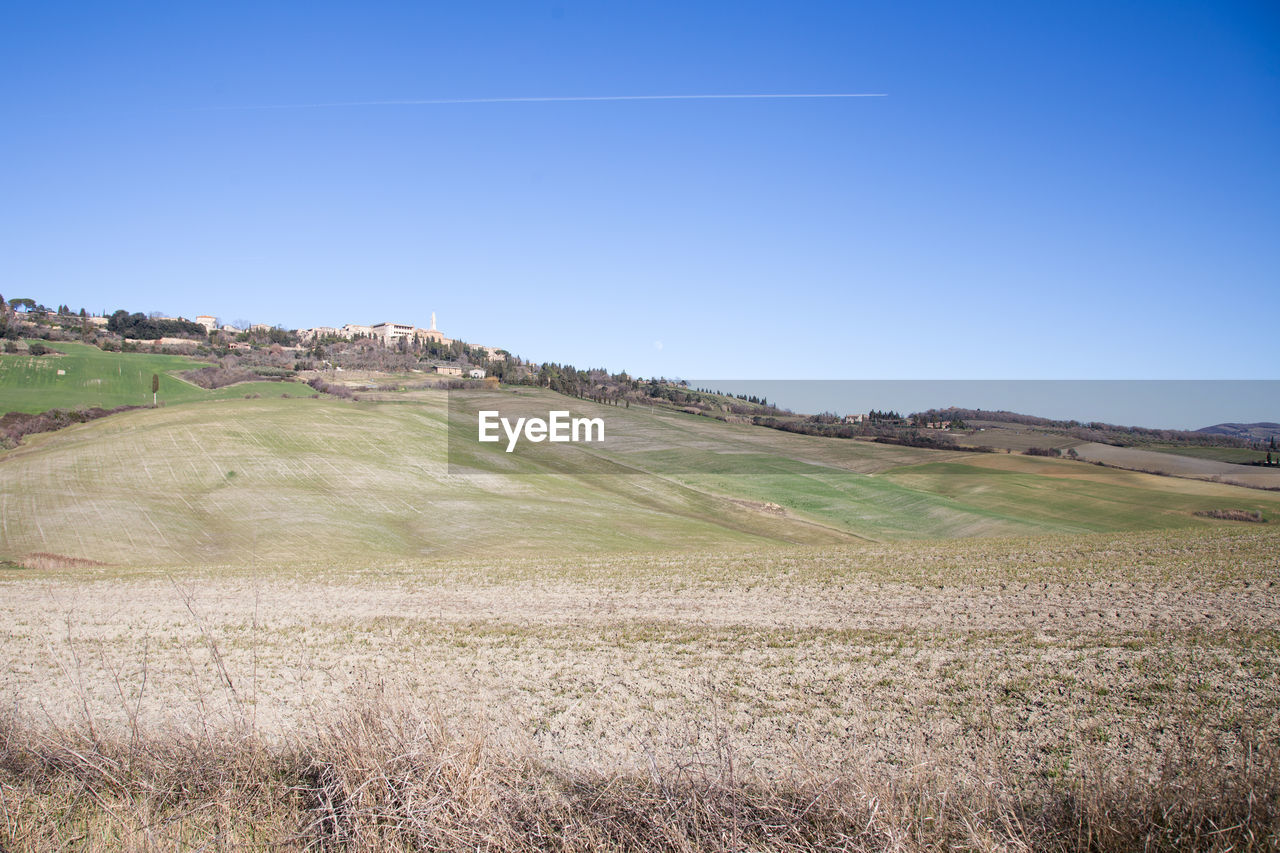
[3,384,1278,567]
[1198,422,1280,441]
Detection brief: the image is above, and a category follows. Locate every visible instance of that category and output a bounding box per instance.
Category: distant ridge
[1197,422,1280,440]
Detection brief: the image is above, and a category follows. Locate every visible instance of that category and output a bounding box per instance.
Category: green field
[2,385,1276,567]
[0,340,312,413]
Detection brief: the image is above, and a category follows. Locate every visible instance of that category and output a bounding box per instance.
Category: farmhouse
[435,364,464,377]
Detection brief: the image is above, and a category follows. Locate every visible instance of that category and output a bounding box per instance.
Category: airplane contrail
[221,93,886,110]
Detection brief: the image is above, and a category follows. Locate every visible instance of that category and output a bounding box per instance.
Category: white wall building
[372,322,415,344]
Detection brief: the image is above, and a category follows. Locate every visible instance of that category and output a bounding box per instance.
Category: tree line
[912,407,1257,449]
[105,310,207,340]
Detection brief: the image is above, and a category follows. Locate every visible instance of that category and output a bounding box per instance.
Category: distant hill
[1197,422,1280,441]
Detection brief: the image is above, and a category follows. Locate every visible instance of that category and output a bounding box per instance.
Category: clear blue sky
[3,1,1277,380]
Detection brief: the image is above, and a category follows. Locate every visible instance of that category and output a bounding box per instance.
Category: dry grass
[16,552,107,571]
[2,693,1276,852]
[2,529,1279,849]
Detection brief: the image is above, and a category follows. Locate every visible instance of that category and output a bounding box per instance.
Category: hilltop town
[3,295,1276,478]
[0,298,515,382]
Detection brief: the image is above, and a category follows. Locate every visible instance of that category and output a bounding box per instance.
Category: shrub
[307,377,355,399]
[180,366,260,389]
[1194,509,1266,523]
[0,405,140,448]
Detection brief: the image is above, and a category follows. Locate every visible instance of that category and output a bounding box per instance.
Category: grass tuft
[1,698,1276,852]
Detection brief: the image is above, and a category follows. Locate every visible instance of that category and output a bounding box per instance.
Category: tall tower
[431,312,437,331]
